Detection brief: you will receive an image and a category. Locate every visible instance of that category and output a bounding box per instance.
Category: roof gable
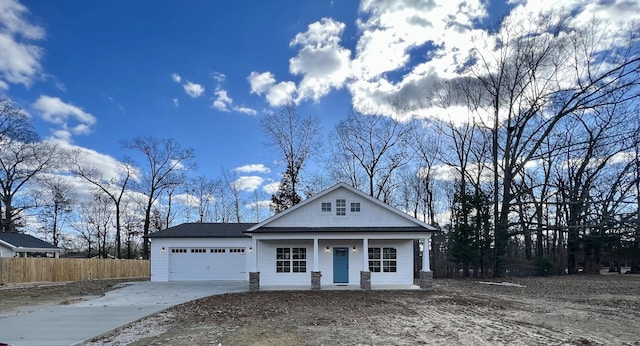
[0,232,59,250]
[247,183,438,232]
[147,223,256,238]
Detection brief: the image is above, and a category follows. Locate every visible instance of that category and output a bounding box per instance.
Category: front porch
[259,283,421,291]
[248,235,433,291]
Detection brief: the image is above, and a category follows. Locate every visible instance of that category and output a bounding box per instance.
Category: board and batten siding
[266,189,417,228]
[150,237,252,281]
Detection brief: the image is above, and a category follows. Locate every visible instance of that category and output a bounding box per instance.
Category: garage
[148,223,255,282]
[167,247,246,281]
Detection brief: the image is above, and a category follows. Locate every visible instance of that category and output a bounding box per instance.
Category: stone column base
[249,272,260,291]
[311,271,321,290]
[360,271,371,290]
[419,271,433,290]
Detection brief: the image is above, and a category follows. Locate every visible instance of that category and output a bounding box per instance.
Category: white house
[148,183,438,290]
[0,232,61,258]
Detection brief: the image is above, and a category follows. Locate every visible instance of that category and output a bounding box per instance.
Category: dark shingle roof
[248,226,432,233]
[0,232,59,249]
[146,223,256,238]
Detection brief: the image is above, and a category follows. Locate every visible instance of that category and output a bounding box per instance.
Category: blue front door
[333,247,349,283]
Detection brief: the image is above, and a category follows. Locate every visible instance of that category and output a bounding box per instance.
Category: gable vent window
[321,202,332,212]
[351,202,361,212]
[336,199,346,216]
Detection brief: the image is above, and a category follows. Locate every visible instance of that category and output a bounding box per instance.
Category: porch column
[360,238,371,290]
[250,237,260,291]
[420,236,433,290]
[313,238,319,271]
[362,238,369,270]
[311,237,321,290]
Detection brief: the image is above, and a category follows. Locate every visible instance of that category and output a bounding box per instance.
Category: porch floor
[259,284,420,291]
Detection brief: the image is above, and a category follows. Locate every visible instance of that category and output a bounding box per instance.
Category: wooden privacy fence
[0,258,150,284]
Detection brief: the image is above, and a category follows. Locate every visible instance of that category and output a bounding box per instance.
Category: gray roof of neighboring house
[0,232,59,250]
[146,223,257,238]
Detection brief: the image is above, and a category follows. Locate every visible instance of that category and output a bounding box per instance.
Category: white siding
[368,240,414,285]
[267,188,417,228]
[0,243,13,257]
[257,239,414,287]
[258,240,314,286]
[150,237,252,282]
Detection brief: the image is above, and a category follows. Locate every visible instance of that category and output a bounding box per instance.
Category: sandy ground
[85,275,640,346]
[0,279,138,319]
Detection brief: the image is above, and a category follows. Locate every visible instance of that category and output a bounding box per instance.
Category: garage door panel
[168,247,246,281]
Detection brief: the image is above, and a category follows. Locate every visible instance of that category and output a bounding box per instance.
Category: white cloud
[0,0,45,88]
[289,18,352,103]
[33,96,97,140]
[183,81,204,97]
[172,98,179,107]
[248,71,297,107]
[248,71,276,94]
[233,106,257,115]
[48,138,133,183]
[233,176,264,192]
[263,181,280,195]
[234,164,271,174]
[33,95,97,125]
[171,73,181,83]
[212,71,225,83]
[212,89,232,112]
[208,73,257,115]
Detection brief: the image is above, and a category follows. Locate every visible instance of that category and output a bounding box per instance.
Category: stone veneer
[419,271,433,290]
[249,272,260,291]
[360,271,371,290]
[311,271,322,290]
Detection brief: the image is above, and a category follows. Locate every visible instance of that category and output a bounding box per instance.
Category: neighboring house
[0,232,61,258]
[149,183,438,290]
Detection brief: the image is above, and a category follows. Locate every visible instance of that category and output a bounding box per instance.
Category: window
[368,248,381,272]
[211,248,226,253]
[191,248,206,253]
[351,202,361,212]
[368,247,397,272]
[276,247,307,273]
[230,248,245,253]
[321,202,332,212]
[336,199,346,216]
[171,248,186,253]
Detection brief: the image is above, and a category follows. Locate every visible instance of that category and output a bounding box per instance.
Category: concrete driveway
[0,280,248,346]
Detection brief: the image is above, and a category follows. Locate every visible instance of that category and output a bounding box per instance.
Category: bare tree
[465,14,640,276]
[123,136,195,259]
[333,109,412,201]
[189,175,217,222]
[68,151,135,258]
[262,103,320,212]
[0,98,59,232]
[35,177,75,246]
[223,168,242,222]
[73,192,114,258]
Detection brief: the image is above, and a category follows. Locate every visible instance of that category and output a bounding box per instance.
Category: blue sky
[1,0,637,219]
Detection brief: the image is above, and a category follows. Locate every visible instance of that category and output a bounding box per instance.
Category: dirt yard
[0,279,137,318]
[3,276,639,345]
[85,275,640,346]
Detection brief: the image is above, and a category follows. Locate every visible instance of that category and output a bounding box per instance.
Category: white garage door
[168,247,246,281]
